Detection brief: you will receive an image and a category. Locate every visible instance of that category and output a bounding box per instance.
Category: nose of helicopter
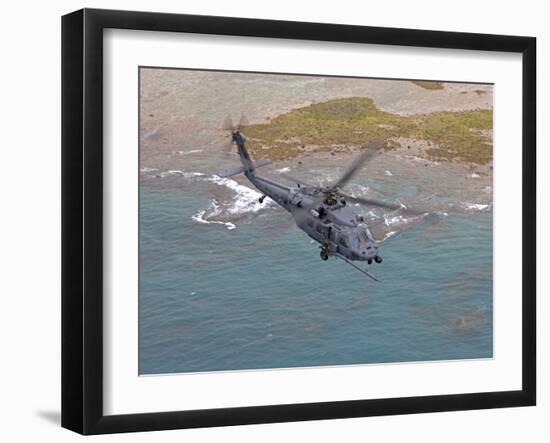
[359,243,379,260]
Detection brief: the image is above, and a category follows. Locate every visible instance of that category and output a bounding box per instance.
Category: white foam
[153,169,275,221]
[276,167,291,173]
[470,173,480,178]
[158,170,184,177]
[205,175,274,215]
[159,170,205,178]
[182,172,206,178]
[385,170,393,176]
[384,215,405,227]
[190,177,274,228]
[140,167,158,173]
[191,204,236,230]
[174,149,204,155]
[465,203,490,211]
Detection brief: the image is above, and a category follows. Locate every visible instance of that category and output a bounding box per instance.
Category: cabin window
[339,236,349,248]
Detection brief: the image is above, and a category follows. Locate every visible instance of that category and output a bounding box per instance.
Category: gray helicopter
[217,118,421,281]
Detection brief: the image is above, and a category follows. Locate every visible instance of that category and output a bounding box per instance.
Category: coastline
[139,69,494,174]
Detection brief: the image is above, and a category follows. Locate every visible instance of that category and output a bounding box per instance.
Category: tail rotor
[221,113,249,153]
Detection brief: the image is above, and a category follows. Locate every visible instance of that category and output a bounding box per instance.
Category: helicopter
[216,116,422,282]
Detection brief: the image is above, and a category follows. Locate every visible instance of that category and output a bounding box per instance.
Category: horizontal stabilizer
[217,165,246,178]
[216,159,272,178]
[252,159,272,168]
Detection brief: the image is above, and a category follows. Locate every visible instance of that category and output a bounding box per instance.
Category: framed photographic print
[61,8,536,435]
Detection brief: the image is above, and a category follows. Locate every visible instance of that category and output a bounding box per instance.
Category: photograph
[138,68,494,375]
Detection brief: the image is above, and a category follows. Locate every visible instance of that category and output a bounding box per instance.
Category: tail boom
[217,159,272,178]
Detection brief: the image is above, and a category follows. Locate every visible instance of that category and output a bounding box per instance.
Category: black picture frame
[62,8,536,435]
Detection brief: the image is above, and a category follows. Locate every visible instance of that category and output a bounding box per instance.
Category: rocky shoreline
[139,70,494,181]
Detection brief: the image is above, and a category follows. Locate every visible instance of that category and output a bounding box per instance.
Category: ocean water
[138,164,493,375]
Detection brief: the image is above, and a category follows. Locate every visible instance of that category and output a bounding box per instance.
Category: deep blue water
[138,179,493,375]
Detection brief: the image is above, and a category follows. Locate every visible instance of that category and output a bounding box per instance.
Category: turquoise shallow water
[138,178,493,375]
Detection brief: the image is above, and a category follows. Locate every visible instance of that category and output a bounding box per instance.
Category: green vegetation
[411,80,445,90]
[411,109,493,164]
[244,97,493,165]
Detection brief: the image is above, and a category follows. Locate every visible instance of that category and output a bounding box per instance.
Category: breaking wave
[204,175,273,215]
[141,167,276,226]
[144,167,491,234]
[187,173,277,229]
[190,175,276,229]
[191,200,236,230]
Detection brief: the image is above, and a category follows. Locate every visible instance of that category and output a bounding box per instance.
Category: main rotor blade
[279,172,316,188]
[343,193,425,215]
[329,142,383,191]
[223,138,235,153]
[222,114,234,131]
[238,113,249,129]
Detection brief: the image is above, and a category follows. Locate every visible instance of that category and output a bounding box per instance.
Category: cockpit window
[350,228,372,247]
[359,228,373,242]
[366,228,373,241]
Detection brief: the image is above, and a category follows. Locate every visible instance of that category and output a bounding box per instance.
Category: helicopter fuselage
[230,131,381,263]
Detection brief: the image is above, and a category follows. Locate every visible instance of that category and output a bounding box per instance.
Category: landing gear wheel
[320,250,329,261]
[367,259,373,265]
[258,196,265,204]
[374,256,383,264]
